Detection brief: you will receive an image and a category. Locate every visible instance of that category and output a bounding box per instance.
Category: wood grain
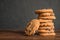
[0,30,59,40]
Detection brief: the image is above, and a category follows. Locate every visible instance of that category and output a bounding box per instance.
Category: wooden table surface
[0,30,60,40]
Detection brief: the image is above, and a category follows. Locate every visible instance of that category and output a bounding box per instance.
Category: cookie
[38,16,56,19]
[38,19,53,22]
[35,9,53,14]
[38,29,50,33]
[38,29,55,32]
[38,27,54,30]
[25,19,40,35]
[40,22,54,27]
[39,33,56,36]
[39,13,55,17]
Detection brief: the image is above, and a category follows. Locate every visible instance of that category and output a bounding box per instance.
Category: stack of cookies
[25,9,56,36]
[35,9,56,36]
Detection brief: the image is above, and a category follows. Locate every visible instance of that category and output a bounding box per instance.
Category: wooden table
[0,30,60,40]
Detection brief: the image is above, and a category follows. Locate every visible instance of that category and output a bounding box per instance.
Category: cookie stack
[35,9,56,36]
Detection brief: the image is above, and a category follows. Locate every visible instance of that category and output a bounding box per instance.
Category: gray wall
[0,0,59,30]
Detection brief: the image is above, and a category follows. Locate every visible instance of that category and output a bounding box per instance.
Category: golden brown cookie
[25,19,40,35]
[40,22,54,27]
[38,16,56,19]
[38,29,55,33]
[39,33,56,36]
[38,27,54,30]
[38,19,53,22]
[38,29,50,33]
[35,9,53,14]
[39,13,55,17]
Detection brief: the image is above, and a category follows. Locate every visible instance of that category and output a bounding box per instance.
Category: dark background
[0,0,59,30]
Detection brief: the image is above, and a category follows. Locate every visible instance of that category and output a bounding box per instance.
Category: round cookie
[38,19,53,22]
[38,29,55,33]
[38,30,50,33]
[25,19,40,35]
[40,22,54,27]
[39,13,55,17]
[38,27,54,30]
[40,24,54,27]
[38,16,56,19]
[39,33,56,36]
[35,9,53,14]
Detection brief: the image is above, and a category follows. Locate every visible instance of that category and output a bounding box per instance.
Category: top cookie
[35,9,53,14]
